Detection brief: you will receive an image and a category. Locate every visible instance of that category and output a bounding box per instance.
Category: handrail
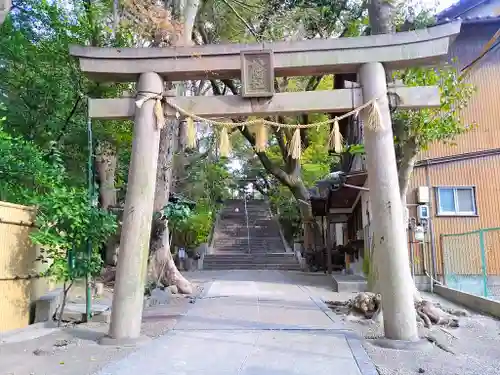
[244,195,251,254]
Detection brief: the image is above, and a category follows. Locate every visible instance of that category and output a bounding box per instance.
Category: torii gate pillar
[359,62,419,341]
[102,72,163,343]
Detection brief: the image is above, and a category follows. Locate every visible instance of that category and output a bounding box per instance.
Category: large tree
[124,0,203,293]
[194,0,366,253]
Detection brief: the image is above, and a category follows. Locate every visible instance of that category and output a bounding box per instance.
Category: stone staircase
[203,199,300,270]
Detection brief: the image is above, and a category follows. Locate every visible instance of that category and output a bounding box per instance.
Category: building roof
[438,0,489,19]
[436,0,500,24]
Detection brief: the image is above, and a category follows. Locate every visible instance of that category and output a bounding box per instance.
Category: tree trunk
[367,0,424,305]
[397,140,423,303]
[367,0,415,297]
[95,141,117,210]
[147,0,201,295]
[290,181,321,254]
[398,140,418,201]
[150,119,193,294]
[0,0,11,26]
[95,141,119,266]
[368,0,397,35]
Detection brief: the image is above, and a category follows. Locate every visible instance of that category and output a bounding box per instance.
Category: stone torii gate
[70,21,461,344]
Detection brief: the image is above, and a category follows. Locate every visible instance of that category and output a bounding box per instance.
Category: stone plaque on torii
[69,21,462,344]
[240,50,274,98]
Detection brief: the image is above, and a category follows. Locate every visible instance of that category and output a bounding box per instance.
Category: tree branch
[239,125,292,188]
[218,0,258,39]
[273,127,287,161]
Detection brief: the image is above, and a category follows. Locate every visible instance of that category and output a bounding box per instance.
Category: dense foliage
[163,160,235,251]
[0,124,116,283]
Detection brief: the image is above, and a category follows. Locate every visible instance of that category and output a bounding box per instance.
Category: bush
[0,125,116,283]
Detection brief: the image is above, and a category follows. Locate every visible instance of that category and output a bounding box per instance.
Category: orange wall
[408,155,500,274]
[420,23,500,160]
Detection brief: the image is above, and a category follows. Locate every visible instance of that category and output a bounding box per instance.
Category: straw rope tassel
[288,128,302,159]
[186,117,197,149]
[328,119,343,153]
[135,94,164,129]
[366,99,384,131]
[219,126,231,157]
[153,99,165,129]
[254,121,268,152]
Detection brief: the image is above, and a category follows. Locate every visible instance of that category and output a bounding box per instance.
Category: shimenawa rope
[135,91,386,158]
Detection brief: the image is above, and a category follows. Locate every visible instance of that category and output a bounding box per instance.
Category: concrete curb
[309,295,380,375]
[346,336,380,375]
[434,284,500,318]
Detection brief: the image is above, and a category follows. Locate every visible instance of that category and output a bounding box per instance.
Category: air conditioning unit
[417,186,430,204]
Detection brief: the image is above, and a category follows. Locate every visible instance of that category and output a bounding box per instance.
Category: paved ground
[0,290,198,375]
[95,270,377,375]
[3,270,499,375]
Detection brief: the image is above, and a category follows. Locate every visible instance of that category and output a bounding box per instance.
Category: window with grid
[436,187,477,216]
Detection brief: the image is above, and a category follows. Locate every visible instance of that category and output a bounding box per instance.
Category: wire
[460,28,500,78]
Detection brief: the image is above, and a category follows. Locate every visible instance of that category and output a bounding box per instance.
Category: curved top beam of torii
[70,21,462,83]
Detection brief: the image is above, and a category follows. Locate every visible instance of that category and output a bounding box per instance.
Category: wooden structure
[70,21,461,342]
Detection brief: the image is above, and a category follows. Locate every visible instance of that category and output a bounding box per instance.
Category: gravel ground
[359,292,500,375]
[293,272,500,375]
[0,283,204,375]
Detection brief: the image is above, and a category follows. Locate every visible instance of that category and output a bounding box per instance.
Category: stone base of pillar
[370,338,433,351]
[99,335,151,347]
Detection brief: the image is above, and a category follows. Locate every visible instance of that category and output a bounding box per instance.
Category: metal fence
[442,228,500,300]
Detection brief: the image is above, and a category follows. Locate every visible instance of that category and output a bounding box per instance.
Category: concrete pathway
[95,270,378,375]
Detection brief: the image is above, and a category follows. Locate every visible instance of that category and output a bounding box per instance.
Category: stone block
[332,274,367,293]
[145,287,172,308]
[34,288,64,323]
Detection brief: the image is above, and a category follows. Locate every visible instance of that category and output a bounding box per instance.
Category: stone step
[214,239,282,244]
[204,256,296,260]
[202,264,301,270]
[204,261,299,267]
[204,258,297,264]
[213,242,282,246]
[217,227,279,237]
[213,238,284,244]
[214,247,286,254]
[208,199,292,270]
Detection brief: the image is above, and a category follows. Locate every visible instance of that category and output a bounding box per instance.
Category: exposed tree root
[149,218,193,295]
[326,292,469,355]
[326,292,466,329]
[149,248,193,294]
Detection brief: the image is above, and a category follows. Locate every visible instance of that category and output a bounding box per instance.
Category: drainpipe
[425,161,438,283]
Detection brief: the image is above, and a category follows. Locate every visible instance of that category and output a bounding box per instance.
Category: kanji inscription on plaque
[241,50,274,98]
